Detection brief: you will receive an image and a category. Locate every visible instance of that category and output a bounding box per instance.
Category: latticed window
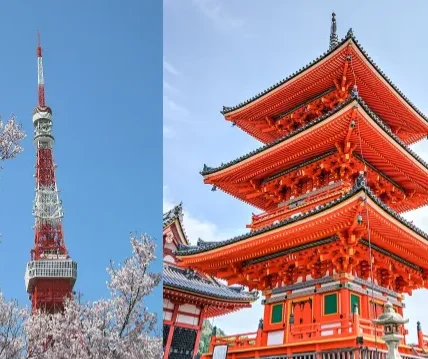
[271,303,283,324]
[324,293,338,315]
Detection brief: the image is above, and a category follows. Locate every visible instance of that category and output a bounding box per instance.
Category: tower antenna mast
[37,30,45,107]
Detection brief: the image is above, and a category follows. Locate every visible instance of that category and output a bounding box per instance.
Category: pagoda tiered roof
[176,176,428,293]
[202,95,428,213]
[221,32,428,145]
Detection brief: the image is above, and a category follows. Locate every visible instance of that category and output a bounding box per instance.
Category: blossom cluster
[0,234,162,359]
[0,116,25,162]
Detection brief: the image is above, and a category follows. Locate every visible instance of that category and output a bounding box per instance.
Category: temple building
[163,203,258,359]
[174,14,428,359]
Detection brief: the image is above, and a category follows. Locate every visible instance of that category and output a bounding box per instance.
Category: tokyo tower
[24,32,77,313]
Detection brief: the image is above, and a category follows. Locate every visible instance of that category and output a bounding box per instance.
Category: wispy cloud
[168,101,189,116]
[192,0,244,30]
[163,58,181,76]
[163,125,175,139]
[163,186,243,244]
[163,95,189,119]
[163,80,179,94]
[192,0,258,38]
[213,299,264,335]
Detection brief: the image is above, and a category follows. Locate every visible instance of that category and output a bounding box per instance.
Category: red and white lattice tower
[24,32,77,313]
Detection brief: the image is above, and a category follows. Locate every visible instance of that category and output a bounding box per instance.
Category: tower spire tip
[37,30,42,58]
[36,30,45,107]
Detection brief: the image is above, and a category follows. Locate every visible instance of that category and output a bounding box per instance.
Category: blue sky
[163,0,428,342]
[0,1,162,324]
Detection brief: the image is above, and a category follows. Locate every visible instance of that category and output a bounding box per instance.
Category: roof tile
[163,265,258,302]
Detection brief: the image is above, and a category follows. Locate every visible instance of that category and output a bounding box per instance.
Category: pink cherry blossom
[0,234,162,359]
[0,115,25,164]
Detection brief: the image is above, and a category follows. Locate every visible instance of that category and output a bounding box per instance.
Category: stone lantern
[373,301,408,359]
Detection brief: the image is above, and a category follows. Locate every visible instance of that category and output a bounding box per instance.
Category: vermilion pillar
[193,306,207,357]
[164,304,179,359]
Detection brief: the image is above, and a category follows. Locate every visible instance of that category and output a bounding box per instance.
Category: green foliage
[198,320,226,355]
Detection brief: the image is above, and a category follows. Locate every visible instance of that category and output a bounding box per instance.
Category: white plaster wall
[267,330,284,345]
[177,313,199,326]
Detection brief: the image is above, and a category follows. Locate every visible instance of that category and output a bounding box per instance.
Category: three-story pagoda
[175,14,428,359]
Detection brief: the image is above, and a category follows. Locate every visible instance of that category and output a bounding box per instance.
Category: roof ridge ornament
[329,12,339,50]
[174,202,183,214]
[201,163,213,174]
[346,28,354,38]
[356,171,367,188]
[221,105,232,114]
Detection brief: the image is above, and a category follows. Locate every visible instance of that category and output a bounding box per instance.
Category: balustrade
[205,316,428,359]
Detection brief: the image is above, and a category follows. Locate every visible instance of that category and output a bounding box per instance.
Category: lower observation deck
[25,259,77,293]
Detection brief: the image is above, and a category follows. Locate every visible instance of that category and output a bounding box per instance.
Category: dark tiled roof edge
[163,202,191,245]
[163,265,258,302]
[221,35,351,114]
[163,203,183,228]
[163,282,258,302]
[351,36,428,122]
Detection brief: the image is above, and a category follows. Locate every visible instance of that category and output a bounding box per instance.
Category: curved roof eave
[163,203,190,245]
[202,96,428,177]
[221,34,428,126]
[163,265,258,302]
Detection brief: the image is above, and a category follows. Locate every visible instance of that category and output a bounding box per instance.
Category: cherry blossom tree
[0,115,25,165]
[0,234,162,359]
[0,115,26,359]
[0,115,25,242]
[0,293,26,359]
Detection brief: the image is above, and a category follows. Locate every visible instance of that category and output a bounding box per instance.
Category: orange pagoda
[175,14,428,359]
[163,203,258,359]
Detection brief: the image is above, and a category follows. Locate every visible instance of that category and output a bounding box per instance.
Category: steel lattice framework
[25,32,77,313]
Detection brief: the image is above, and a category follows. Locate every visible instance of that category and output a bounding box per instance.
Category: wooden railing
[249,182,349,230]
[358,318,384,338]
[209,318,357,352]
[207,315,428,357]
[210,331,258,348]
[289,321,353,342]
